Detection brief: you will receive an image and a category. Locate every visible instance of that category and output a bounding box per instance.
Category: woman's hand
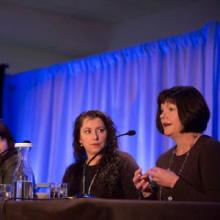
[147,167,179,188]
[133,168,152,198]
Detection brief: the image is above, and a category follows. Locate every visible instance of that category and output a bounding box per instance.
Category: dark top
[0,148,18,184]
[62,151,140,199]
[155,135,220,202]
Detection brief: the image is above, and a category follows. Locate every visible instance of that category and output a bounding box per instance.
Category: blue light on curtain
[3,22,220,184]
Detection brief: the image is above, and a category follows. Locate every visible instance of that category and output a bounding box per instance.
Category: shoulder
[157,147,174,161]
[196,135,220,156]
[117,150,135,160]
[65,161,83,172]
[65,163,77,172]
[63,161,83,180]
[117,151,136,163]
[116,151,138,169]
[198,135,220,146]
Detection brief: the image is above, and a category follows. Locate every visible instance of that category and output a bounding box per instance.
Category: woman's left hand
[147,167,179,188]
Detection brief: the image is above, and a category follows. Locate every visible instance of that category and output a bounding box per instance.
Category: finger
[133,169,142,183]
[151,167,159,173]
[133,170,142,180]
[142,182,150,191]
[148,167,160,177]
[147,170,154,178]
[142,172,149,178]
[147,167,155,175]
[133,176,141,184]
[134,168,142,177]
[133,175,139,184]
[135,179,146,190]
[151,176,159,183]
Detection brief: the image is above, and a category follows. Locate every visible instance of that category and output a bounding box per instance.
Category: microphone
[117,130,136,138]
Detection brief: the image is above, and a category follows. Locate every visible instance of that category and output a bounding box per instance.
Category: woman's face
[0,137,8,154]
[79,117,107,159]
[160,102,183,138]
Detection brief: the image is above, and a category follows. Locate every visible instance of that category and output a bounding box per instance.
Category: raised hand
[147,167,179,188]
[133,168,152,198]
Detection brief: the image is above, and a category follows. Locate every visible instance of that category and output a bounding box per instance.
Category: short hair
[0,121,15,149]
[156,86,210,134]
[73,110,118,162]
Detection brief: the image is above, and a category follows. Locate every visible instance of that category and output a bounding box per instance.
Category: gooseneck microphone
[116,130,136,138]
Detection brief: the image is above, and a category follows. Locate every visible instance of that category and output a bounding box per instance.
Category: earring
[80,143,84,148]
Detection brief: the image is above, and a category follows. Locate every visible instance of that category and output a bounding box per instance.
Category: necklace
[159,134,200,201]
[82,163,99,194]
[159,150,190,201]
[168,149,191,175]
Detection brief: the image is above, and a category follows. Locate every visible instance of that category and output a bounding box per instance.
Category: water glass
[50,183,59,199]
[57,183,68,198]
[50,183,68,199]
[0,184,12,200]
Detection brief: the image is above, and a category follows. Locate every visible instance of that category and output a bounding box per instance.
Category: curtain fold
[3,22,220,183]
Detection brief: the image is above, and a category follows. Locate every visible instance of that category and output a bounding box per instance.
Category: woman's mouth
[163,122,172,128]
[91,143,101,147]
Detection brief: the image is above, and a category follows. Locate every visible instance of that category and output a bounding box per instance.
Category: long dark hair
[73,110,118,162]
[0,121,15,149]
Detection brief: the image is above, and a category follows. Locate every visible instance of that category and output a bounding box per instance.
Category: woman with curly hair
[62,110,139,199]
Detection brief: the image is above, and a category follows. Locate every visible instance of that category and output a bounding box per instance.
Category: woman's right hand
[133,168,152,198]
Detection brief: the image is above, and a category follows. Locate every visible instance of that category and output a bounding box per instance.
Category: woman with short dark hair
[133,86,220,202]
[63,110,139,199]
[156,86,210,133]
[0,121,18,184]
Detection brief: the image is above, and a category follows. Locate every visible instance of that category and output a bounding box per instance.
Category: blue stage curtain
[3,22,220,183]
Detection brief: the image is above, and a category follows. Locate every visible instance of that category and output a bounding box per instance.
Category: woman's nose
[160,111,167,119]
[93,131,99,140]
[160,112,164,119]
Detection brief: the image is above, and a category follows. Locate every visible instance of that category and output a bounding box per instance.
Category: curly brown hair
[73,110,118,162]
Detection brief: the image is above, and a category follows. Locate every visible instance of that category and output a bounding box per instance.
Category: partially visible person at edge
[62,110,139,199]
[133,86,220,202]
[0,121,18,184]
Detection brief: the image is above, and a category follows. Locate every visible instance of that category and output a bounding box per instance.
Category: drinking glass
[57,183,68,198]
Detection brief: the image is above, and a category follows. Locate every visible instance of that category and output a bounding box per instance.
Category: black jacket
[63,151,139,199]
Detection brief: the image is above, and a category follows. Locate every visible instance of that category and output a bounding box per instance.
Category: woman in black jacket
[133,86,220,202]
[63,110,139,199]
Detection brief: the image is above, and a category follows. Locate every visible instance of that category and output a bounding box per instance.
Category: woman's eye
[97,128,105,133]
[84,130,91,134]
[169,106,176,111]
